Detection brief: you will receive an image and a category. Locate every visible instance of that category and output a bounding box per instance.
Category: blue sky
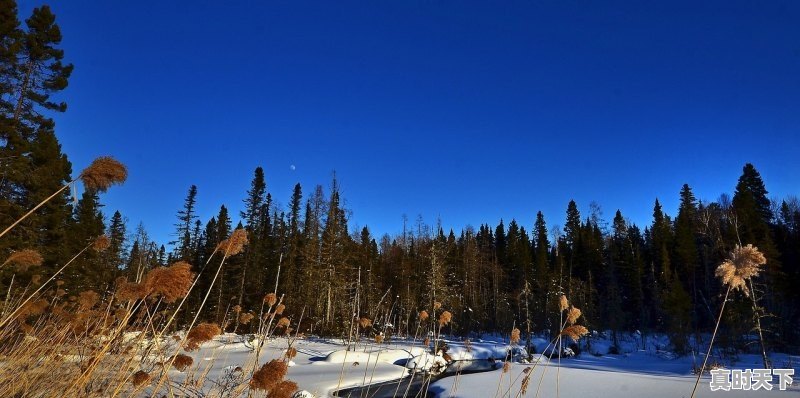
[21,1,800,244]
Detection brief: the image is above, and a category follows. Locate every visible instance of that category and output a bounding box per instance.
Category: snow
[138,333,798,397]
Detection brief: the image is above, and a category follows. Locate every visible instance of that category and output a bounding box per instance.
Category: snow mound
[323,347,425,365]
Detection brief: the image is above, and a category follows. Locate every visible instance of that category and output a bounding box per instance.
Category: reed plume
[268,380,299,398]
[419,310,429,321]
[559,295,569,311]
[80,156,128,192]
[170,354,194,371]
[250,359,288,391]
[0,156,127,240]
[264,292,278,306]
[142,261,194,303]
[691,244,768,398]
[560,325,589,341]
[510,328,521,345]
[216,228,248,256]
[91,235,111,252]
[566,307,582,325]
[131,370,151,388]
[185,323,221,351]
[715,244,766,296]
[1,249,43,270]
[438,310,452,327]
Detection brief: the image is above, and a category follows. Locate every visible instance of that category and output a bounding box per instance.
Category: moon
[290,164,296,171]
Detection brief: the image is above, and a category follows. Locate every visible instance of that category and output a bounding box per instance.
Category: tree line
[1,1,799,355]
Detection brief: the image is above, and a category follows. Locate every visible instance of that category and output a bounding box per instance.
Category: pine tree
[173,185,198,261]
[0,4,73,269]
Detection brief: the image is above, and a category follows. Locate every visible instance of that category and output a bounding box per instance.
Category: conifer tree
[173,185,198,261]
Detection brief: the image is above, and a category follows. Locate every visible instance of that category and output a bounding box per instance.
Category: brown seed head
[264,292,278,306]
[277,317,290,328]
[566,307,582,325]
[275,304,286,315]
[267,380,299,398]
[185,323,221,351]
[2,249,43,270]
[143,261,195,303]
[561,325,589,341]
[131,370,150,388]
[250,359,288,391]
[359,317,372,329]
[286,347,298,359]
[715,244,766,297]
[438,311,452,327]
[80,156,128,192]
[419,310,429,321]
[217,228,248,256]
[92,235,111,252]
[232,305,242,313]
[375,334,384,344]
[510,328,521,345]
[77,290,99,310]
[171,354,194,372]
[433,301,442,310]
[239,312,255,325]
[503,361,511,373]
[559,295,569,311]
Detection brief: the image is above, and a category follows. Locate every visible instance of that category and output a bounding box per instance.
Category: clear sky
[21,1,800,245]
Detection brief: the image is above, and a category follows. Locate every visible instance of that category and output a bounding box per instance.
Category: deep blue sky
[21,1,800,245]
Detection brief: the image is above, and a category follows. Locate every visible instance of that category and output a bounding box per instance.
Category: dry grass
[170,354,194,371]
[510,328,521,345]
[185,322,222,351]
[250,359,288,391]
[216,228,248,256]
[561,325,589,341]
[267,380,298,398]
[80,156,128,193]
[438,311,452,327]
[1,249,43,270]
[715,244,766,296]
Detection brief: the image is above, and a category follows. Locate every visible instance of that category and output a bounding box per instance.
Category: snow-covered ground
[159,332,798,397]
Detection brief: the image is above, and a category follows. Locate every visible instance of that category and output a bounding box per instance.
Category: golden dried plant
[131,370,151,388]
[433,301,442,310]
[92,235,111,252]
[358,317,372,329]
[375,334,384,344]
[171,354,194,371]
[268,380,299,398]
[419,310,429,321]
[503,361,511,373]
[250,359,288,391]
[276,317,290,328]
[715,244,766,296]
[566,307,582,325]
[510,328,521,345]
[286,347,298,359]
[438,310,452,327]
[185,323,222,351]
[142,261,195,303]
[559,294,569,311]
[80,156,128,192]
[239,312,255,325]
[216,228,248,256]
[275,304,286,315]
[264,293,278,306]
[233,305,242,313]
[561,325,589,341]
[2,249,43,270]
